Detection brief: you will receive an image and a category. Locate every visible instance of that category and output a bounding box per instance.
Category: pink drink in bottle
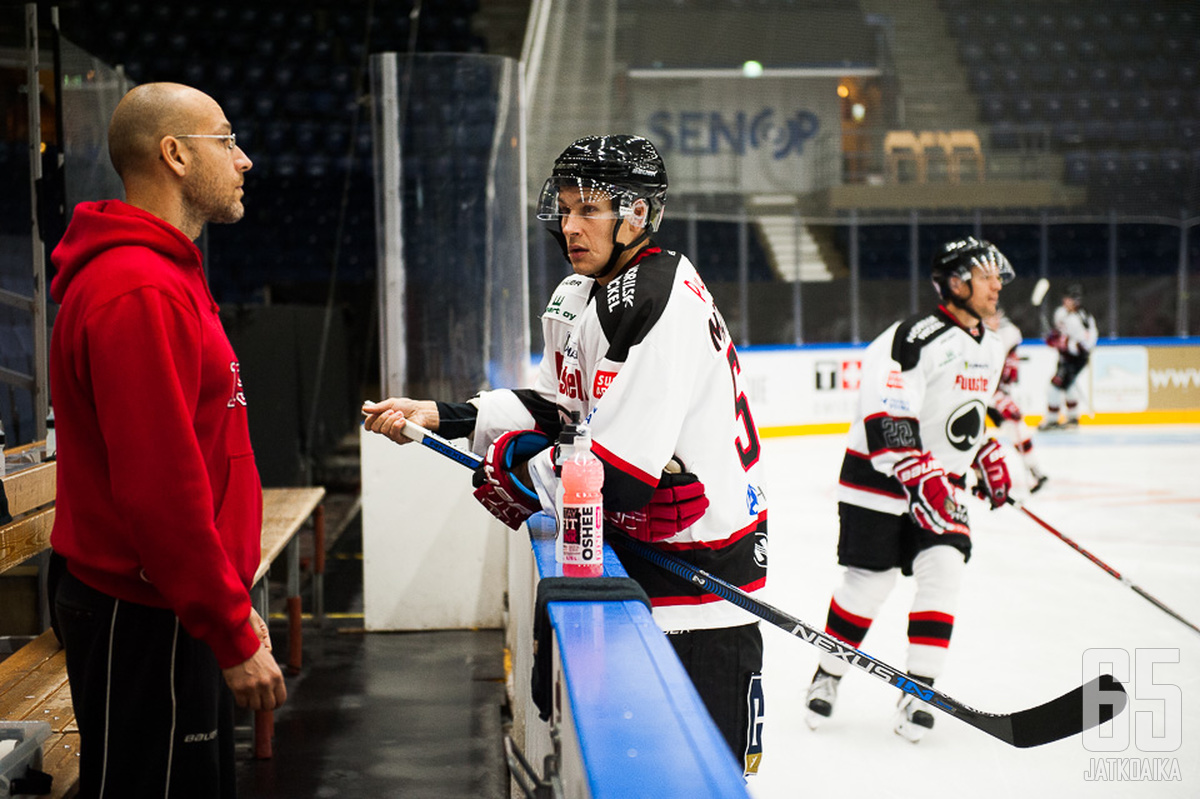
[560,425,604,577]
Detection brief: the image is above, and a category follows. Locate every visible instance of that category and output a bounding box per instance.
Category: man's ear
[159,136,188,177]
[629,198,649,229]
[947,274,967,299]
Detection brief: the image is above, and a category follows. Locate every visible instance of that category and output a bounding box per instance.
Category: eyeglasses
[174,133,237,151]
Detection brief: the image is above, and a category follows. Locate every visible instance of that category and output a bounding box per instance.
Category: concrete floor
[236,509,508,799]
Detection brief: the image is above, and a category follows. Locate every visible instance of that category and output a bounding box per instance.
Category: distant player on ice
[1039,283,1098,430]
[984,307,1047,492]
[805,236,1015,743]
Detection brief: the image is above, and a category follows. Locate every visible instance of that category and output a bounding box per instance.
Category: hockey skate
[805,668,841,730]
[1029,468,1048,493]
[893,694,935,743]
[1037,417,1061,432]
[1061,418,1080,429]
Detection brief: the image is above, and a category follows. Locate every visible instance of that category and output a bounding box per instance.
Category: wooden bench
[251,485,326,759]
[0,450,326,796]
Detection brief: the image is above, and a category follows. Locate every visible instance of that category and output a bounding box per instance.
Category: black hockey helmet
[1064,283,1084,302]
[537,135,668,233]
[537,135,668,279]
[930,236,1015,301]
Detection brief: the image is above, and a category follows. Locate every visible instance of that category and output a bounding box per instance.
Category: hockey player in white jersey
[363,135,768,774]
[984,308,1047,492]
[804,236,1014,743]
[1039,283,1098,430]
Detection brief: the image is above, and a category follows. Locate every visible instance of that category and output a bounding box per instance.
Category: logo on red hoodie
[227,362,246,408]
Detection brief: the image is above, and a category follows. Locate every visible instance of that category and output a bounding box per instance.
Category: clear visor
[965,248,1015,285]
[536,176,640,223]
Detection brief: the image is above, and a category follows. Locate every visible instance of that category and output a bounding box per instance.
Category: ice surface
[750,425,1200,798]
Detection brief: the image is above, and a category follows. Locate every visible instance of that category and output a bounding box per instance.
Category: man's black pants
[54,567,237,799]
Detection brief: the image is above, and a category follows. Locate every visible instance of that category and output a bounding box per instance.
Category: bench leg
[313,504,326,627]
[287,596,303,674]
[285,537,302,674]
[254,709,274,759]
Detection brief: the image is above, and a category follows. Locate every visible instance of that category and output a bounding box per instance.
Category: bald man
[49,82,282,798]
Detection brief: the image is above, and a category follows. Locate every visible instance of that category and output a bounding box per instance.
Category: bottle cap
[558,423,578,447]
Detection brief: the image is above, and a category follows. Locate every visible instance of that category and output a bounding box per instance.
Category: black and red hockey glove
[895,452,969,535]
[472,429,552,529]
[605,470,710,542]
[972,437,1012,509]
[1045,330,1068,353]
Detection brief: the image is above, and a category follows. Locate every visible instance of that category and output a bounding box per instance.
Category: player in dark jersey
[364,135,768,775]
[804,237,1015,743]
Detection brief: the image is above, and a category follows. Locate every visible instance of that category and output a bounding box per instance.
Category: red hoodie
[50,199,262,669]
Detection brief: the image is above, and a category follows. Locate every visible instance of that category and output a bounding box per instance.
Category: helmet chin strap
[548,217,652,282]
[946,278,982,324]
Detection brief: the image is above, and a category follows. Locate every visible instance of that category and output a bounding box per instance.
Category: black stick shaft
[608,534,1125,748]
[396,421,1129,746]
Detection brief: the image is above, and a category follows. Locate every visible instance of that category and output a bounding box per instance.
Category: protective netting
[524,0,1199,342]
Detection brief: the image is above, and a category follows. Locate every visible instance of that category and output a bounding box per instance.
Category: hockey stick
[1009,498,1200,636]
[394,420,1128,747]
[1030,277,1050,308]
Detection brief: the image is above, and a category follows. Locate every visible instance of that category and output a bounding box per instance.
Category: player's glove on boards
[895,452,969,535]
[604,470,710,542]
[972,437,1012,509]
[473,429,552,529]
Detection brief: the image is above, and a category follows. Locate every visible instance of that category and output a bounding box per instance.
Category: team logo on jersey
[886,369,904,389]
[545,293,576,321]
[555,351,589,402]
[906,315,945,343]
[227,362,246,408]
[945,399,986,451]
[752,530,768,569]
[954,374,990,392]
[606,266,639,312]
[593,370,617,398]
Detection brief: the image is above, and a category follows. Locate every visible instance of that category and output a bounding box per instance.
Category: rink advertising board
[1147,346,1200,410]
[736,341,1200,435]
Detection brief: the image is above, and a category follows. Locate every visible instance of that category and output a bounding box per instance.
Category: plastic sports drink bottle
[559,424,604,577]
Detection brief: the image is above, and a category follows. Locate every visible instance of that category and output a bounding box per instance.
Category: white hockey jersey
[838,307,1006,517]
[994,313,1022,393]
[1052,305,1098,357]
[473,247,768,632]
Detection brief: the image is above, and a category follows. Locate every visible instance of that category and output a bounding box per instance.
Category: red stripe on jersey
[652,576,767,607]
[656,511,768,552]
[863,411,919,425]
[908,636,952,648]
[592,440,658,487]
[909,610,954,625]
[627,246,662,267]
[829,597,874,629]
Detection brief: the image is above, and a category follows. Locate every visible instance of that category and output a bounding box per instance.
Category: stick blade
[1003,673,1128,748]
[1031,277,1050,307]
